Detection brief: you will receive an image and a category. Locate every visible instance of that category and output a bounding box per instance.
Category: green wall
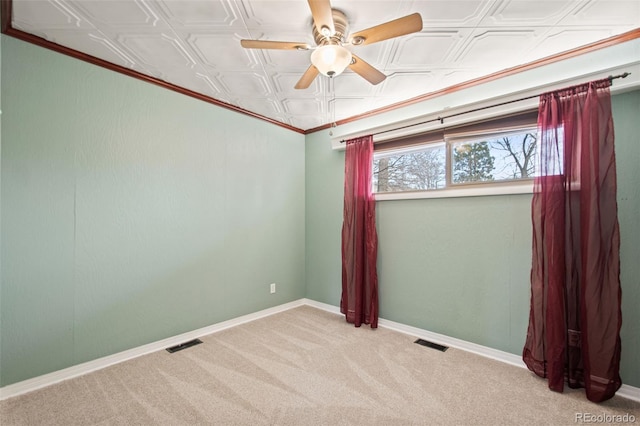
[306,89,640,387]
[613,89,640,387]
[0,36,305,386]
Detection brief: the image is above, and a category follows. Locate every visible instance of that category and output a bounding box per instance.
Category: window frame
[372,111,539,201]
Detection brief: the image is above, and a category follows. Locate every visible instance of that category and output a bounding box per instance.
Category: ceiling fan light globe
[311,45,352,77]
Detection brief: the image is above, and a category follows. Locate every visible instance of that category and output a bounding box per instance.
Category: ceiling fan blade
[295,65,320,89]
[307,0,335,37]
[240,40,311,50]
[349,13,423,46]
[348,54,386,85]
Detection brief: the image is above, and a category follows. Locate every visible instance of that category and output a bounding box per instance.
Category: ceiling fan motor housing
[313,9,349,46]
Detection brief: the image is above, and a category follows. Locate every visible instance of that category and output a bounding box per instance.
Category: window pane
[538,128,564,176]
[373,144,445,193]
[451,130,538,184]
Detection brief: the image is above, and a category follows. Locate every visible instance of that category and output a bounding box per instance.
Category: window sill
[374,181,534,201]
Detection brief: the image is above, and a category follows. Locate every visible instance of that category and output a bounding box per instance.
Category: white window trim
[375,180,533,201]
[332,95,540,151]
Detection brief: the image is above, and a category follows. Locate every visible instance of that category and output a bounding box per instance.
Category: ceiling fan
[240,0,423,89]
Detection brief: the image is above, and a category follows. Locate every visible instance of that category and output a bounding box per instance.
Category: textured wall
[305,90,640,387]
[0,36,305,387]
[612,89,640,387]
[304,131,344,304]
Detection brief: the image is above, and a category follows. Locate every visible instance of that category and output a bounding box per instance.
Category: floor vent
[166,339,203,353]
[414,338,448,352]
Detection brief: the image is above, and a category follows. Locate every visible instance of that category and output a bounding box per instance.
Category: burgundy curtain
[523,79,622,402]
[341,135,379,328]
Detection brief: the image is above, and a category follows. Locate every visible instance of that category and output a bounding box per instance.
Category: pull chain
[329,76,336,135]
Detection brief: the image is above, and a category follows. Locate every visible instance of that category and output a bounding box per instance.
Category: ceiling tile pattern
[10,0,640,131]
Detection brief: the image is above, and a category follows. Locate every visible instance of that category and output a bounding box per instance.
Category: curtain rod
[340,72,630,143]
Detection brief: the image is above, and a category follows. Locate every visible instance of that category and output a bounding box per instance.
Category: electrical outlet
[270,283,276,294]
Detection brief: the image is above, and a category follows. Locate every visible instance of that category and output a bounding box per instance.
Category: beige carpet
[1,305,638,425]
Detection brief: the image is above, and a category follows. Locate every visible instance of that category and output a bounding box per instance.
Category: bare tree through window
[490,132,537,179]
[374,145,445,192]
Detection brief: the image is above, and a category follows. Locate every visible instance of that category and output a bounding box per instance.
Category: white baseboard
[0,299,305,401]
[617,384,640,403]
[2,297,638,404]
[302,298,342,314]
[303,298,640,403]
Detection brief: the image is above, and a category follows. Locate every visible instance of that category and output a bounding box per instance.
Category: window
[372,111,540,197]
[450,129,538,184]
[373,144,446,193]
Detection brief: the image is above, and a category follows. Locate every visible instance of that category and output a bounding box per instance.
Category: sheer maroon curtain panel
[523,79,622,402]
[341,135,379,328]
